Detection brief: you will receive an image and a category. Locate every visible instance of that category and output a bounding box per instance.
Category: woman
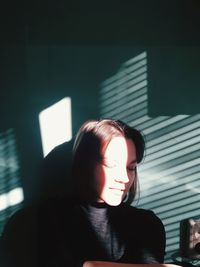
[69,119,166,265]
[1,119,166,267]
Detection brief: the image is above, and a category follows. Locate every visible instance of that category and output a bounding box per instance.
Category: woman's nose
[114,170,129,183]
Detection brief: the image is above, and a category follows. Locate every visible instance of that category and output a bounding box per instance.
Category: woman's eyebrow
[102,158,137,164]
[129,159,137,164]
[102,157,118,163]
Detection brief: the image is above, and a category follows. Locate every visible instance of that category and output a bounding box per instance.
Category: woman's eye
[102,159,117,168]
[127,166,136,171]
[104,161,116,168]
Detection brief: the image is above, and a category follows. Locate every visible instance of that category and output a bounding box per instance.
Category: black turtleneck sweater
[1,197,166,267]
[80,202,125,261]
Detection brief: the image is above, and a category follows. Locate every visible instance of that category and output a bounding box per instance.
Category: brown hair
[72,119,145,204]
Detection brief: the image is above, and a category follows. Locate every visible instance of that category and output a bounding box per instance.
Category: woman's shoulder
[117,202,155,215]
[112,203,165,242]
[114,203,164,227]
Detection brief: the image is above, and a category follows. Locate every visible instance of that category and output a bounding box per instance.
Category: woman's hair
[72,119,145,204]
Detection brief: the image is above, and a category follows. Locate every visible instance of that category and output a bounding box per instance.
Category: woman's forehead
[103,137,136,161]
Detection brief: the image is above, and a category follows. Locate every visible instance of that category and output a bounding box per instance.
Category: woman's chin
[104,196,123,206]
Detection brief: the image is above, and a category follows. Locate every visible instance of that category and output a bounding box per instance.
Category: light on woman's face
[94,137,137,206]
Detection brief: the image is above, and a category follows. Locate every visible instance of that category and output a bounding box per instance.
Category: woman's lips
[109,188,126,195]
[110,187,125,191]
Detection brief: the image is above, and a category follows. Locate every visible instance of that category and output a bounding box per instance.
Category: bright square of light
[39,97,72,157]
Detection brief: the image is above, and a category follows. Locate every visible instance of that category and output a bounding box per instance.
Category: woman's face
[94,136,137,206]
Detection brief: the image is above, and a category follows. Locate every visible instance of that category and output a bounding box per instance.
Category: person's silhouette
[38,139,74,200]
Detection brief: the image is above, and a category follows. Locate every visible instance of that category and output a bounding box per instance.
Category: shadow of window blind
[0,128,23,235]
[99,51,200,261]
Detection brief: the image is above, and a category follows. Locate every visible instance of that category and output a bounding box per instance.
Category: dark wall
[1,1,200,46]
[148,47,200,116]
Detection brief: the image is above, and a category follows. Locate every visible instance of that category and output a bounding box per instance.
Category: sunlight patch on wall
[0,187,23,212]
[39,97,72,157]
[0,128,23,234]
[99,51,200,261]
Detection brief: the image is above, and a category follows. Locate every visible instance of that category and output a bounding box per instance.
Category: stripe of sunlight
[100,70,129,100]
[146,127,200,157]
[140,153,200,181]
[139,186,200,214]
[118,58,147,81]
[102,89,147,114]
[101,78,147,112]
[99,74,147,107]
[126,86,147,101]
[100,52,147,90]
[167,236,180,248]
[0,158,19,171]
[100,60,147,101]
[139,156,200,179]
[123,51,147,67]
[138,163,200,197]
[140,140,200,171]
[107,101,148,122]
[167,243,180,255]
[138,173,199,205]
[102,102,147,121]
[100,78,147,110]
[146,122,200,153]
[99,81,123,103]
[122,58,147,76]
[161,199,200,222]
[154,196,200,217]
[138,172,200,207]
[166,221,184,232]
[164,208,200,226]
[100,86,147,115]
[141,115,189,134]
[145,135,200,165]
[146,114,200,147]
[100,69,123,89]
[0,187,24,212]
[135,116,170,131]
[127,79,147,94]
[158,208,199,247]
[125,66,147,83]
[101,75,148,116]
[128,115,150,127]
[161,209,200,240]
[138,170,198,199]
[139,180,200,210]
[140,198,200,224]
[100,84,147,110]
[154,148,200,171]
[167,226,180,237]
[125,72,147,89]
[124,110,149,126]
[121,109,148,124]
[126,60,147,75]
[104,94,148,118]
[167,235,180,248]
